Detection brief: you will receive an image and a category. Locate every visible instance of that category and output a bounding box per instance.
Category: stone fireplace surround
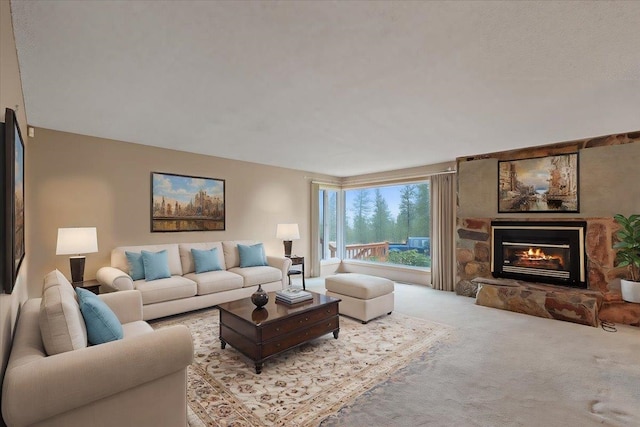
[456,217,640,327]
[455,132,640,326]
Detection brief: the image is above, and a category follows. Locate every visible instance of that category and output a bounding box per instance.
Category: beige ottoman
[325,273,394,324]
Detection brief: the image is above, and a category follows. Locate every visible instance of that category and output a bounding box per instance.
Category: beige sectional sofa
[96,240,292,320]
[1,270,193,427]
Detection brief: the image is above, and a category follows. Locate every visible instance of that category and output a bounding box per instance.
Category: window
[344,182,430,268]
[319,188,339,260]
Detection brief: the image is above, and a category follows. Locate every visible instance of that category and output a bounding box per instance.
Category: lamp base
[70,256,86,284]
[283,240,293,257]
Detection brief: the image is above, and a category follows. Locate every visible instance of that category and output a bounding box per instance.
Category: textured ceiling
[10,1,640,177]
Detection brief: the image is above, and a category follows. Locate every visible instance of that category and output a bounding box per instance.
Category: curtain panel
[430,173,456,291]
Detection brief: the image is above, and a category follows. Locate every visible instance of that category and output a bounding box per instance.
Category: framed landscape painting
[498,153,579,213]
[151,172,225,232]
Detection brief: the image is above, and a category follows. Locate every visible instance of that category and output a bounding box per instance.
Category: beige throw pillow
[42,269,75,295]
[39,279,88,356]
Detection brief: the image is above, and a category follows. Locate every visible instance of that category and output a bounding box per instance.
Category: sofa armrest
[2,325,193,427]
[267,256,293,288]
[99,290,143,324]
[96,266,134,292]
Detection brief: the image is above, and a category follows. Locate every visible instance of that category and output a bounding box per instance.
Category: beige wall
[26,128,335,298]
[1,0,29,422]
[458,142,640,219]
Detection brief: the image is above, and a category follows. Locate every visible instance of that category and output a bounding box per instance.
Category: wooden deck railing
[328,241,389,261]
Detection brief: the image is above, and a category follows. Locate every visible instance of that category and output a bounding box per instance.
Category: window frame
[312,177,432,273]
[343,180,431,269]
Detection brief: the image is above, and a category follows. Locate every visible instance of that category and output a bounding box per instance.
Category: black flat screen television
[1,108,25,294]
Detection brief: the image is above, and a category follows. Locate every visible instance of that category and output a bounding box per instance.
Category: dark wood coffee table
[218,291,341,374]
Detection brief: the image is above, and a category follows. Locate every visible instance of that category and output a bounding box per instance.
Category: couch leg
[361,320,368,324]
[387,312,392,315]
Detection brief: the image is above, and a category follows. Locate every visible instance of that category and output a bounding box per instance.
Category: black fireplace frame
[491,221,587,288]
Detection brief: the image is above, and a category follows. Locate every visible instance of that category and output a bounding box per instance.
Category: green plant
[387,249,431,268]
[613,213,640,282]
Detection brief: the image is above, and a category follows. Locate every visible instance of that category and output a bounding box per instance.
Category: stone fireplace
[491,221,586,288]
[456,217,640,327]
[455,131,640,326]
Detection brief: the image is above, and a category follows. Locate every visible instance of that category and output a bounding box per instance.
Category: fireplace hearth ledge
[473,277,603,327]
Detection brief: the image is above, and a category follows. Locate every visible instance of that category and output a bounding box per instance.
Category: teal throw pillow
[238,243,268,268]
[125,251,145,280]
[76,287,123,345]
[141,250,171,281]
[192,247,222,273]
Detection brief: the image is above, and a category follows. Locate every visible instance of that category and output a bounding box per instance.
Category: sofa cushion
[141,250,172,281]
[238,243,268,268]
[42,269,76,294]
[179,242,226,274]
[112,244,183,276]
[228,266,282,287]
[192,248,223,273]
[39,285,88,356]
[184,270,244,295]
[125,251,146,280]
[222,240,259,269]
[76,288,124,345]
[134,276,197,304]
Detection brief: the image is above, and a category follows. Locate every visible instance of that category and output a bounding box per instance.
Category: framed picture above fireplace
[498,153,579,213]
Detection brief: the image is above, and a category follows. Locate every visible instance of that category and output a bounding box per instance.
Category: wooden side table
[286,256,306,290]
[73,279,101,295]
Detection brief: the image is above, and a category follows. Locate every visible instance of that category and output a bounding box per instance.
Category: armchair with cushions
[1,270,193,427]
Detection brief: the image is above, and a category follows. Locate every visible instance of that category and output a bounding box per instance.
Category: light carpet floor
[158,277,640,426]
[296,278,639,427]
[152,296,451,426]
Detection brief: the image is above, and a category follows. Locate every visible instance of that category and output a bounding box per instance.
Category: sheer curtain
[430,173,456,291]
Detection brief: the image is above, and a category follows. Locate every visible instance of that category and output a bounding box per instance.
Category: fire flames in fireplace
[503,243,569,276]
[516,247,564,269]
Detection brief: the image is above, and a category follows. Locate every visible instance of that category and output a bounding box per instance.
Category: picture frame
[1,108,25,294]
[151,172,225,232]
[498,153,579,213]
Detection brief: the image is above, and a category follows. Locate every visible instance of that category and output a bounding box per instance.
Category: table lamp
[276,223,300,257]
[56,227,98,283]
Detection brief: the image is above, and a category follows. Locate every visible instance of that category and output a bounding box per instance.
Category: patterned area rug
[152,308,452,427]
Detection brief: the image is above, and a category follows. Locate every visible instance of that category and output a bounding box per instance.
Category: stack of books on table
[275,288,313,305]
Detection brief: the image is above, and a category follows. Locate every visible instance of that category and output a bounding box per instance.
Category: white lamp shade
[56,227,98,255]
[276,223,300,240]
